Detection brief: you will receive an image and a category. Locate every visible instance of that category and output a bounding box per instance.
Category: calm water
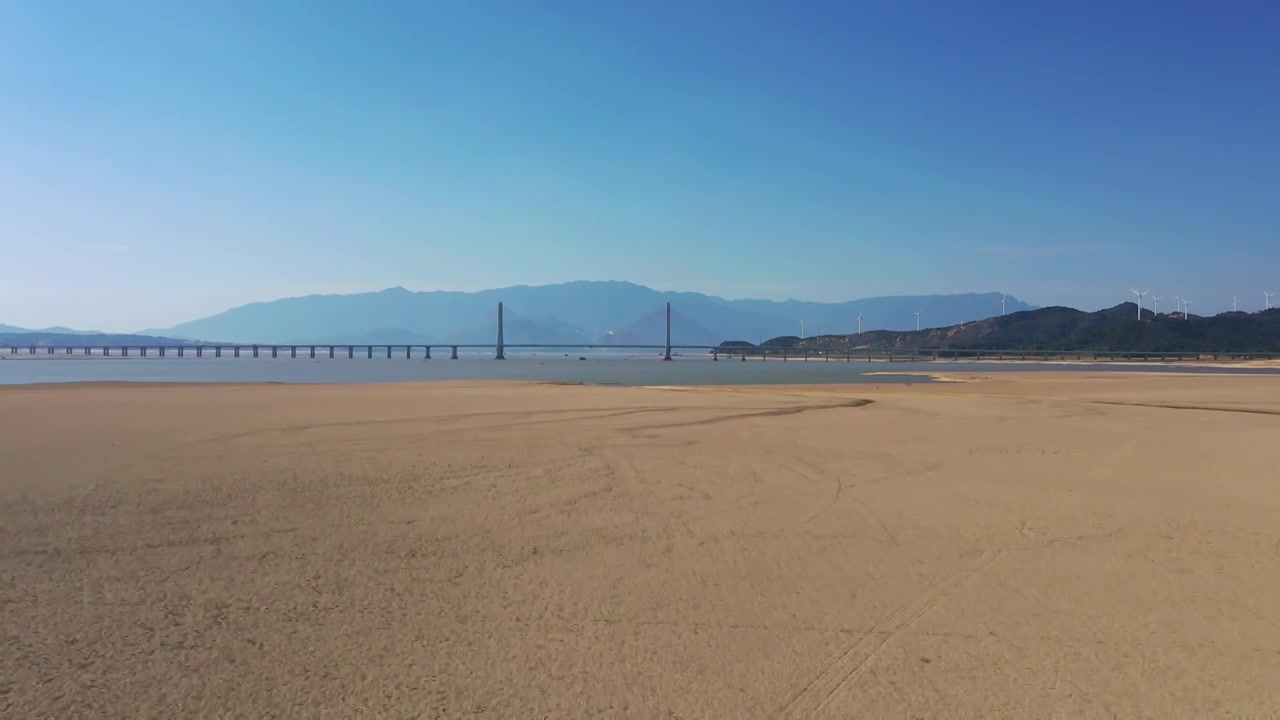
[3,355,1279,386]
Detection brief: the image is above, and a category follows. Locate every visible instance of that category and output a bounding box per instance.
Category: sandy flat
[2,374,1279,718]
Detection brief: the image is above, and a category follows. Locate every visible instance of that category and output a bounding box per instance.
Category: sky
[3,0,1279,332]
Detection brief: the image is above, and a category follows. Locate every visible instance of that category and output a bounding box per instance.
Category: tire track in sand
[627,398,873,433]
[776,548,1003,719]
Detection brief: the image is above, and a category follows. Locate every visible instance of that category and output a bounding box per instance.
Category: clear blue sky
[3,0,1278,331]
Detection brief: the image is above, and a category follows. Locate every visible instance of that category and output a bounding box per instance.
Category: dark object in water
[578,357,586,361]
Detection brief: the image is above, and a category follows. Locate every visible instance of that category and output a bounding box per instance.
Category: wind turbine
[1151,296,1162,315]
[1266,292,1275,311]
[914,310,922,331]
[1001,294,1008,316]
[1183,299,1193,319]
[1233,296,1239,313]
[1130,289,1149,320]
[799,320,806,340]
[856,313,863,335]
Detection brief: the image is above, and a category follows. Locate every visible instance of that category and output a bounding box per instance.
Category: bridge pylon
[496,302,506,360]
[663,302,672,361]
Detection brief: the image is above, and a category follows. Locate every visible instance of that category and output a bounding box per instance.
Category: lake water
[3,355,1279,386]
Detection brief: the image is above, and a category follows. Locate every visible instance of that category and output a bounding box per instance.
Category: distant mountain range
[756,303,1280,353]
[0,323,100,335]
[1,332,190,348]
[9,301,1280,354]
[135,281,1036,345]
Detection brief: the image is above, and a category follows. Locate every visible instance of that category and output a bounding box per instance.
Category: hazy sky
[3,0,1279,331]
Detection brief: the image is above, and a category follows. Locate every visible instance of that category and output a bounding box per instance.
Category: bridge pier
[451,346,459,360]
[405,345,411,359]
[252,346,259,358]
[142,347,148,357]
[291,346,297,359]
[327,346,333,359]
[196,347,203,358]
[366,346,373,359]
[347,346,354,359]
[496,302,506,360]
[101,347,108,356]
[741,351,747,361]
[159,347,166,357]
[712,349,718,361]
[386,346,392,359]
[271,347,278,359]
[46,346,53,354]
[65,347,72,355]
[425,346,432,360]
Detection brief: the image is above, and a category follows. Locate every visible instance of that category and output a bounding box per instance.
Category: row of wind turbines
[798,313,868,339]
[797,305,966,339]
[800,294,1012,339]
[796,289,1277,341]
[796,311,878,339]
[1130,290,1276,320]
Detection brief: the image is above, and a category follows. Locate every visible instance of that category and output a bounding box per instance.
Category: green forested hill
[744,304,1280,353]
